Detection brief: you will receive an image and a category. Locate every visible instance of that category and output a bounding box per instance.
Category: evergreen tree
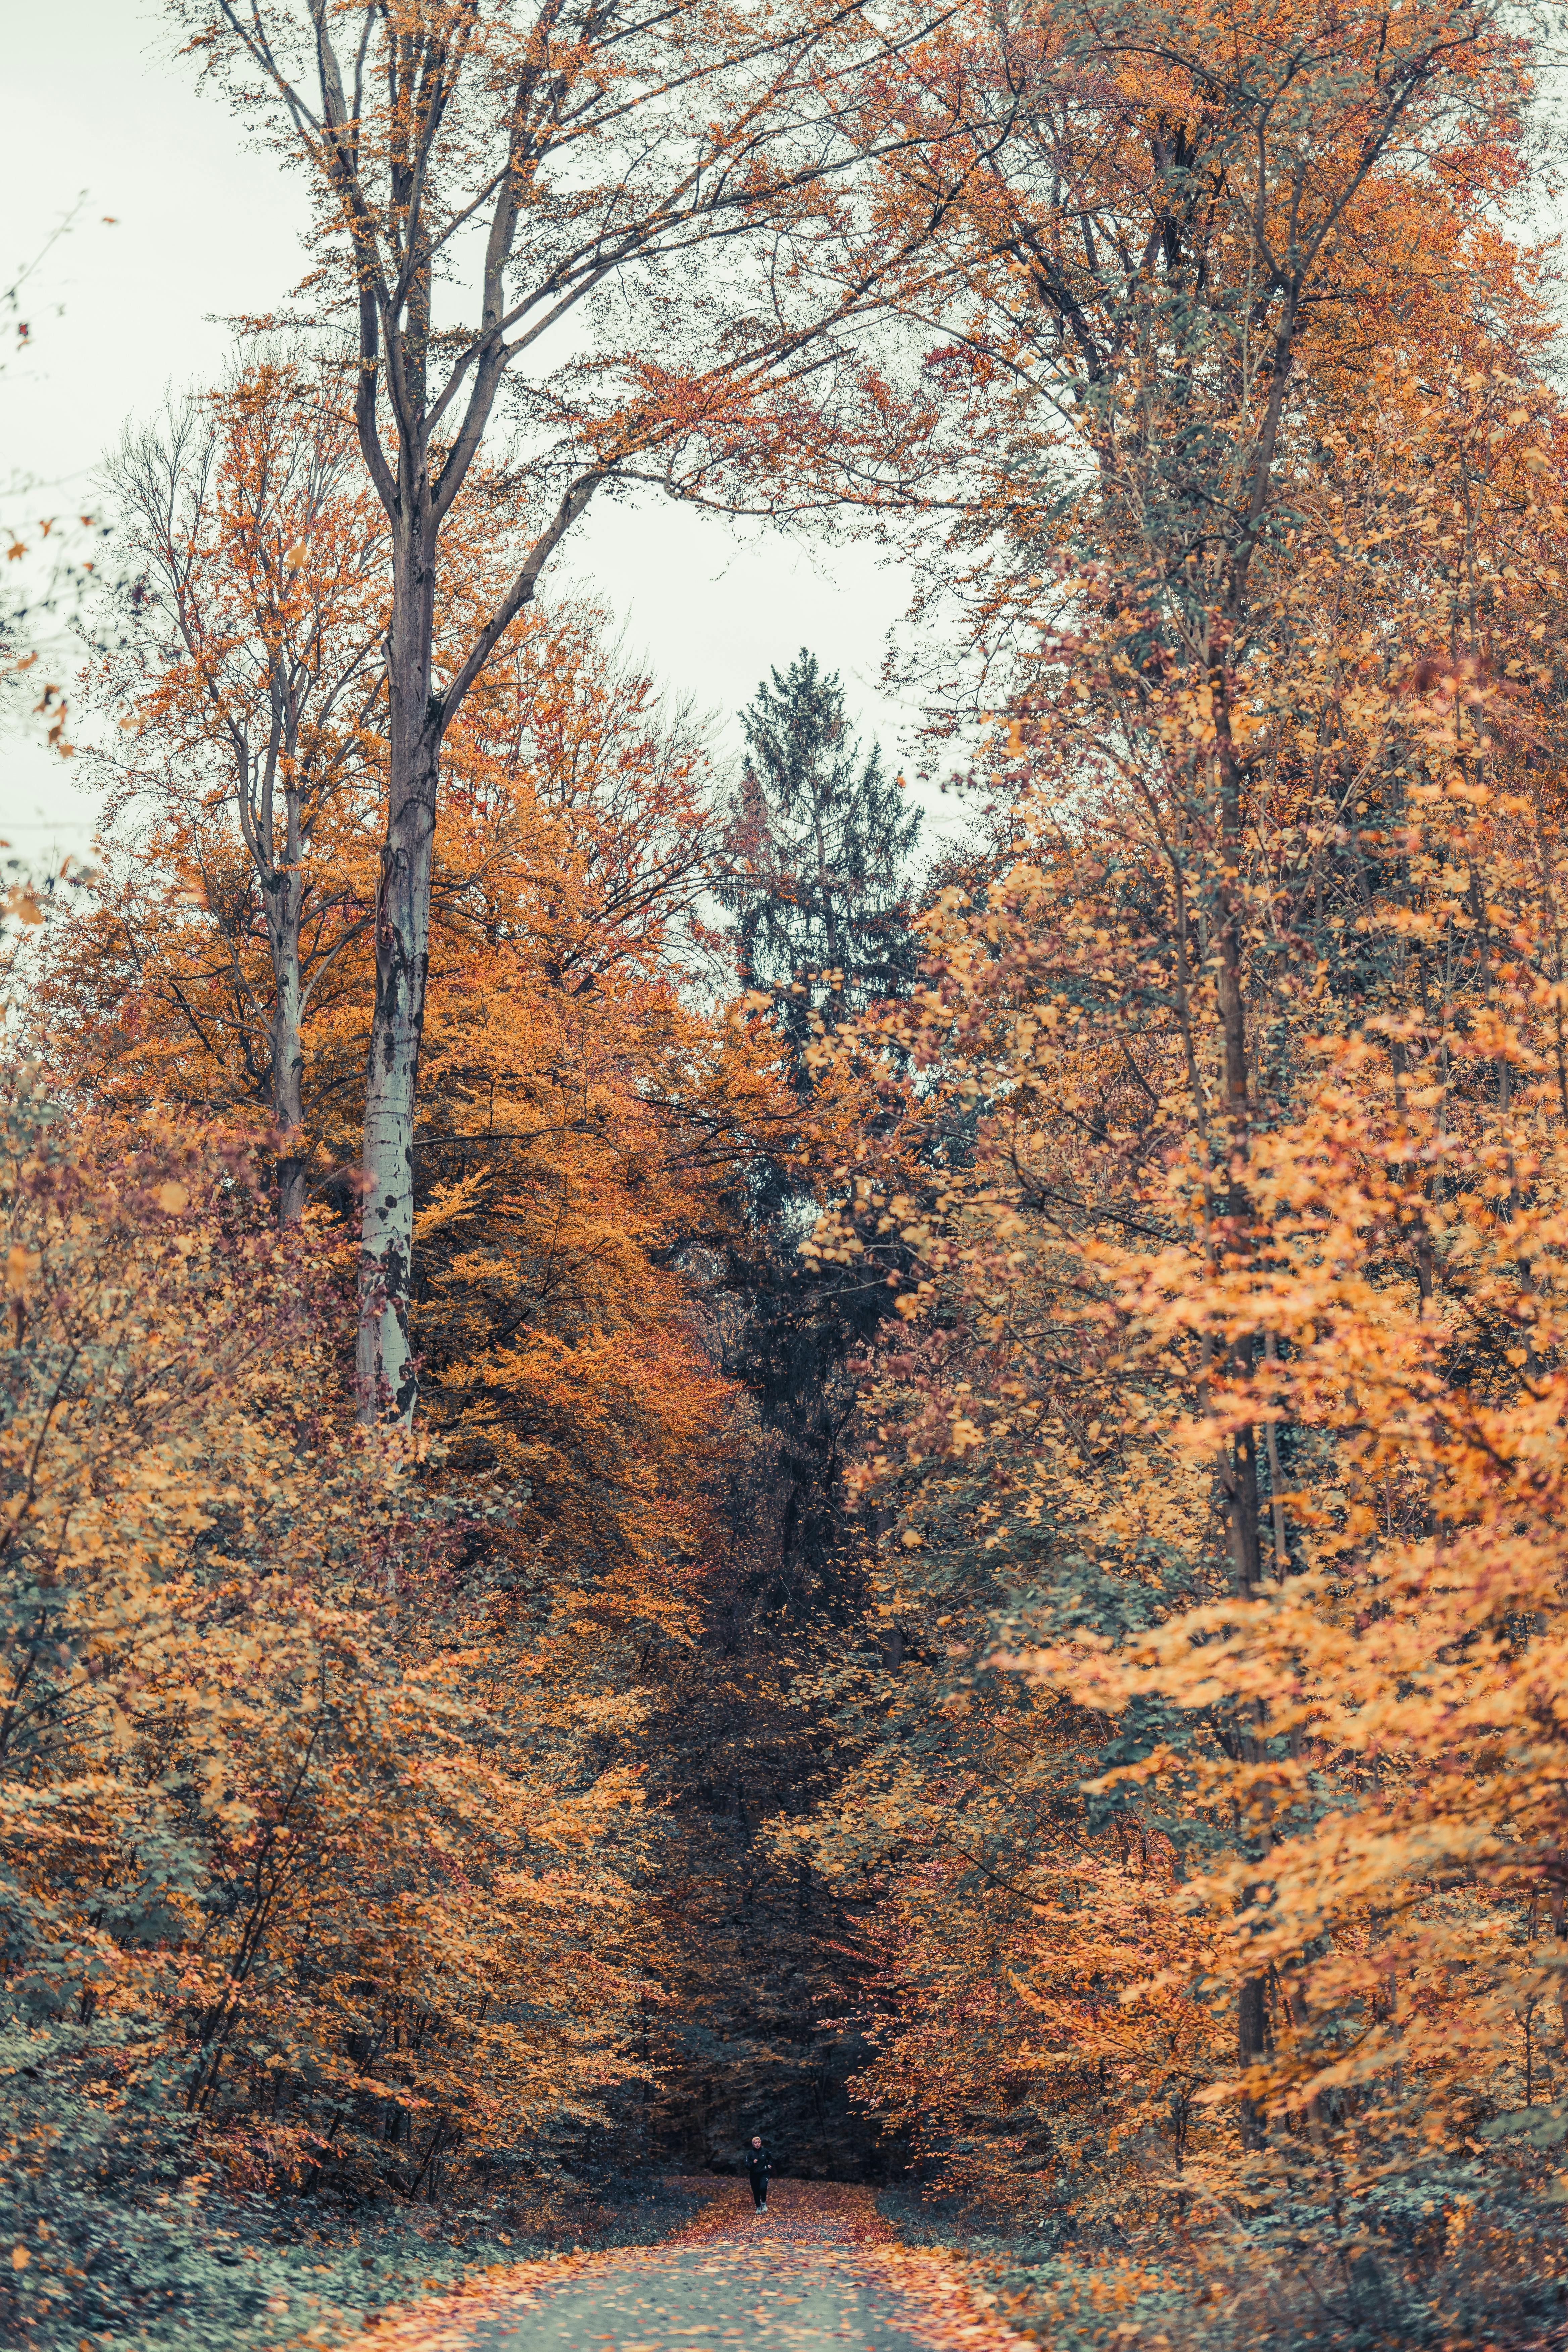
[636,658,924,2178]
[714,649,924,1605]
[718,650,922,1079]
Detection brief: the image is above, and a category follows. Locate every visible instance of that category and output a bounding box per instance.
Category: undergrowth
[1,2022,708,2351]
[877,2176,1568,2352]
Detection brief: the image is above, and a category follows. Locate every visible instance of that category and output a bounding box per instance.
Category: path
[366,2183,1024,2352]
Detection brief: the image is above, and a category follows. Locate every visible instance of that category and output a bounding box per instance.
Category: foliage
[0,2065,710,2352]
[0,1085,661,2225]
[787,0,1568,2331]
[719,650,922,1084]
[17,0,1568,2331]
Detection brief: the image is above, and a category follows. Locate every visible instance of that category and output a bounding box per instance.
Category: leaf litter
[332,2183,1035,2352]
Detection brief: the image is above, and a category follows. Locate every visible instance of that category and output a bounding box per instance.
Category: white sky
[4,0,959,863]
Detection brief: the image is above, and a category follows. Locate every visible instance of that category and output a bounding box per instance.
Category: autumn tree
[807,400,1568,2307]
[792,0,1568,2306]
[55,350,386,1221]
[177,0,964,1421]
[42,572,763,1614]
[408,611,743,1631]
[0,1084,662,2243]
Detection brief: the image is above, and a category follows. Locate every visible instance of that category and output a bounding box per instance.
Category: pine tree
[639,658,925,2176]
[713,650,923,1598]
[719,650,921,1079]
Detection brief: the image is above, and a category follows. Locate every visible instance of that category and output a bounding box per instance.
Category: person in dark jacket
[745,2134,772,2213]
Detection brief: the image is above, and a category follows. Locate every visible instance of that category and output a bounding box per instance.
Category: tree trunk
[1213,710,1265,1605]
[271,783,309,1226]
[1214,701,1271,2123]
[1227,1375,1264,1602]
[273,952,308,1226]
[357,516,440,1422]
[1237,1972,1268,2150]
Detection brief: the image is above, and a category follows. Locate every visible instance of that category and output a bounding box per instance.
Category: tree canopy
[7,0,1568,2341]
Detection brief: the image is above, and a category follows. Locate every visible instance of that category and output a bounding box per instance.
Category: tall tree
[799,0,1566,2289]
[642,660,924,2167]
[720,650,922,1085]
[181,0,956,1423]
[714,653,920,1607]
[87,351,385,1223]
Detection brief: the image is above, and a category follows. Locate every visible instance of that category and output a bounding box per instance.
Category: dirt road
[368,2183,1021,2352]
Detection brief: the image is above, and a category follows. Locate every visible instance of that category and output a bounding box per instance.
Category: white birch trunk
[356,520,440,1422]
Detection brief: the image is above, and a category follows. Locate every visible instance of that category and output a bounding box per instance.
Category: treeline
[6,0,1568,2343]
[3,612,907,2195]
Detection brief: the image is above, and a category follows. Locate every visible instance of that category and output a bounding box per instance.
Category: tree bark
[264,727,310,1224]
[353,472,596,1418]
[271,854,309,1226]
[358,551,441,1417]
[1237,1972,1268,2150]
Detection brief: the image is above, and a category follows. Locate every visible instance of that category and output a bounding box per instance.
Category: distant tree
[73,352,387,1226]
[712,652,920,1606]
[718,650,921,1083]
[652,654,922,2174]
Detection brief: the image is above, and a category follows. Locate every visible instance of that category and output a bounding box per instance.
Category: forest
[4,0,1568,2345]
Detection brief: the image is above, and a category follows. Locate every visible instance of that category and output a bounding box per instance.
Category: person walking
[745,2133,773,2215]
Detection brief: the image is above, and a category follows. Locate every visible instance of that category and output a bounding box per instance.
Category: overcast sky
[4,0,956,863]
